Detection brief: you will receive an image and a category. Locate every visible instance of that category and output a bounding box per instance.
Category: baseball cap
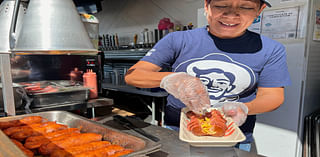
[261,0,272,7]
[205,0,272,7]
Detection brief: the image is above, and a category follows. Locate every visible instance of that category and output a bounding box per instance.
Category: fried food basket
[179,107,246,147]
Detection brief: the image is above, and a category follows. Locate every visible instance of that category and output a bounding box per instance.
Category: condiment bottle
[70,67,83,85]
[83,69,98,99]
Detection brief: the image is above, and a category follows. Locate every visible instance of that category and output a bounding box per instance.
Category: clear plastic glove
[215,102,248,126]
[160,72,210,114]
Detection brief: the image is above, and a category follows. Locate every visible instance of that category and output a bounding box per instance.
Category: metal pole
[0,54,15,116]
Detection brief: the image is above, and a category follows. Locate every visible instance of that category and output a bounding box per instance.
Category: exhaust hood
[0,0,25,53]
[11,0,97,55]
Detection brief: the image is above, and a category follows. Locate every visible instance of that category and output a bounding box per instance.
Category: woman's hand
[215,102,248,126]
[160,72,210,114]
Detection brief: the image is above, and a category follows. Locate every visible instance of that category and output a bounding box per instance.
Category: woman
[125,0,291,152]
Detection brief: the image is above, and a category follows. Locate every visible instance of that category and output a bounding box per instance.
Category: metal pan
[0,111,161,156]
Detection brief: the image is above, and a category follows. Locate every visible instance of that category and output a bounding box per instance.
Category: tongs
[113,115,160,142]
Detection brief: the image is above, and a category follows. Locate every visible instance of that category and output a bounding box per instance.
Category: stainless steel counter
[98,116,265,157]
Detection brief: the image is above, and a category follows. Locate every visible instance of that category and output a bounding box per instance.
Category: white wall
[94,0,203,45]
[253,0,311,157]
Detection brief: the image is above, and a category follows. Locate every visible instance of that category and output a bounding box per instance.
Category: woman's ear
[204,0,209,16]
[258,3,267,15]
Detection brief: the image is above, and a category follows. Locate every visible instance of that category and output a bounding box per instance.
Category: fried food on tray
[108,149,134,157]
[39,133,102,155]
[25,132,81,150]
[186,109,227,136]
[74,145,125,157]
[19,116,48,125]
[0,116,47,130]
[11,139,34,157]
[11,122,68,141]
[25,128,80,143]
[0,120,21,130]
[50,141,112,157]
[2,116,134,157]
[4,122,43,136]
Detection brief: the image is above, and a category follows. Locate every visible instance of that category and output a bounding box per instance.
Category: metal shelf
[102,83,168,98]
[104,49,149,60]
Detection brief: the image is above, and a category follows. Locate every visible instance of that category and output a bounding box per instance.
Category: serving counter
[0,110,264,157]
[98,115,265,157]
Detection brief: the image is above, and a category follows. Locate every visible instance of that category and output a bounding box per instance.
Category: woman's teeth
[221,22,237,26]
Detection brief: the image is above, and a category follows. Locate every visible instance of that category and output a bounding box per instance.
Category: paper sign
[313,9,320,41]
[261,7,299,39]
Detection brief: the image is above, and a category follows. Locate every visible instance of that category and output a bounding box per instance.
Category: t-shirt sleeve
[258,44,291,87]
[140,32,181,69]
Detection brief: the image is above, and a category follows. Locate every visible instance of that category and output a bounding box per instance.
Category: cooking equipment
[0,111,161,156]
[11,0,97,55]
[179,107,246,147]
[12,53,104,93]
[0,0,27,116]
[0,0,25,53]
[113,115,160,142]
[0,83,25,110]
[19,80,90,108]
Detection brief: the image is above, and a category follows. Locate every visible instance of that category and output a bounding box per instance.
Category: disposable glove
[214,102,248,126]
[160,72,210,114]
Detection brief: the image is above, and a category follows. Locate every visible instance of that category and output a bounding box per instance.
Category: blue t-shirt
[141,27,291,133]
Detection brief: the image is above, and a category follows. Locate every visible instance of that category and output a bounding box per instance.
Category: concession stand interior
[0,0,320,157]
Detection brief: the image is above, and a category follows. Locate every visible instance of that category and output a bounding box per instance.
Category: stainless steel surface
[0,0,24,53]
[99,116,264,157]
[12,0,97,55]
[1,54,16,115]
[0,111,161,156]
[113,115,160,142]
[0,0,25,116]
[0,83,25,110]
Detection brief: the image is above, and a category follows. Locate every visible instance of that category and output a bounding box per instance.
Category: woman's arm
[245,87,284,115]
[124,61,173,88]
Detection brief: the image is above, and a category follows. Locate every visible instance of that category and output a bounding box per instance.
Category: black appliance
[12,52,104,94]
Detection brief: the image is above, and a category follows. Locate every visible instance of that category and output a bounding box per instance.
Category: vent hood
[11,0,97,55]
[0,0,25,53]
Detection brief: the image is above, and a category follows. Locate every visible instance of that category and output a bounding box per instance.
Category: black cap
[206,0,272,7]
[261,0,272,7]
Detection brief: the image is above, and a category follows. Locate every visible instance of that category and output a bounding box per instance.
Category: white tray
[179,107,246,147]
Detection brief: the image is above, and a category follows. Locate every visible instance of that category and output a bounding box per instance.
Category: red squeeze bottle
[83,69,98,99]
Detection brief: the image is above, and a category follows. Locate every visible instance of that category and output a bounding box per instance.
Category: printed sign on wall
[313,9,320,41]
[261,7,299,39]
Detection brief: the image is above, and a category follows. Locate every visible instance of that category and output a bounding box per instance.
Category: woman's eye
[240,7,254,10]
[213,5,228,8]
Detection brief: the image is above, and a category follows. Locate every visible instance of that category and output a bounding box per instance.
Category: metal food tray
[19,80,90,107]
[0,111,161,157]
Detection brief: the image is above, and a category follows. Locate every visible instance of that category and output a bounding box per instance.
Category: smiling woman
[124,0,291,152]
[205,0,267,39]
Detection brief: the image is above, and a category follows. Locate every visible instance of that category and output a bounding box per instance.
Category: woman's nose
[222,7,240,17]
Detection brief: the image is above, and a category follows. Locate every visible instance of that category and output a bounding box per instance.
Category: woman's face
[205,0,266,39]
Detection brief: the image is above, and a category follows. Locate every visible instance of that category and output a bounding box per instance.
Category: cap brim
[261,0,272,7]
